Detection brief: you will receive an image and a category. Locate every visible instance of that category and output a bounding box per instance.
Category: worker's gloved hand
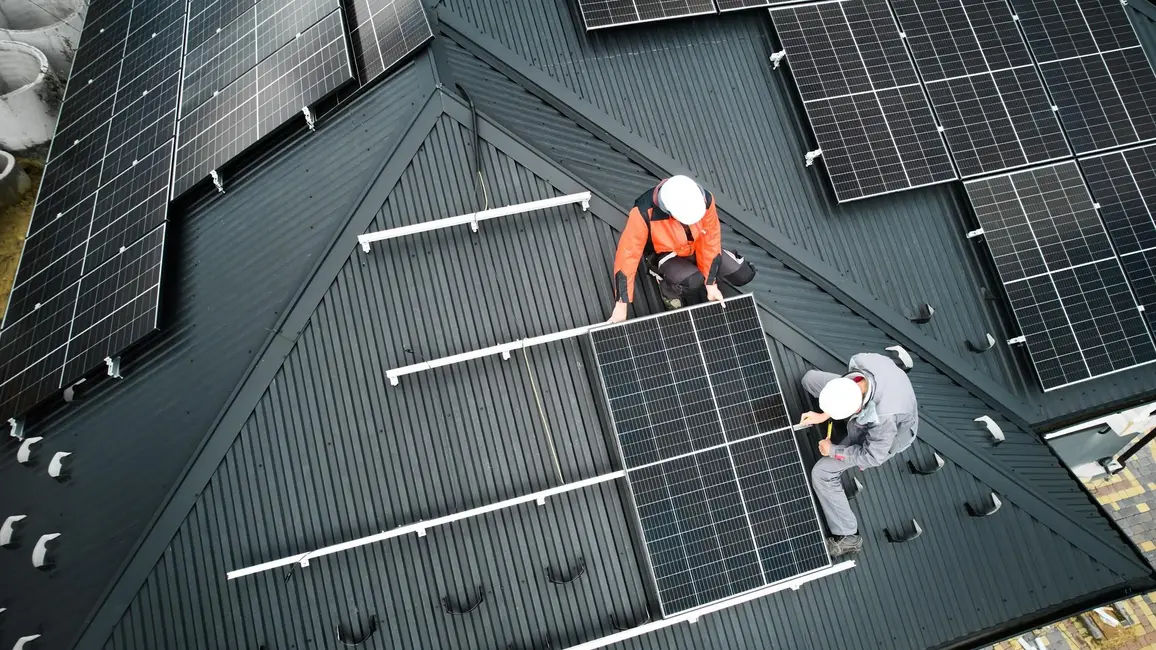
[818,439,832,457]
[705,283,724,303]
[799,411,830,427]
[607,301,628,323]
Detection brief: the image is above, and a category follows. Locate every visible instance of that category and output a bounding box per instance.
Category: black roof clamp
[336,614,378,646]
[885,519,923,543]
[611,608,652,631]
[442,587,485,615]
[546,556,586,585]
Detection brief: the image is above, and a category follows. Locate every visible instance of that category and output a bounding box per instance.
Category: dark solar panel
[0,0,184,421]
[925,67,1069,177]
[1007,0,1137,63]
[966,163,1156,389]
[65,225,166,379]
[173,69,261,196]
[256,10,352,134]
[88,141,173,270]
[1008,0,1156,154]
[186,0,257,52]
[255,0,336,59]
[891,0,1032,81]
[1121,249,1156,333]
[578,0,716,30]
[1080,144,1156,255]
[346,0,432,84]
[180,7,258,115]
[0,283,78,420]
[771,0,955,201]
[591,296,829,615]
[716,0,783,10]
[731,435,830,583]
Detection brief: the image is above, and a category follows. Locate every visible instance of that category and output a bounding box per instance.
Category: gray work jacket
[828,353,919,468]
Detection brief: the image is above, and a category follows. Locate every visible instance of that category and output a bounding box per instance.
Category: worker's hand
[818,439,832,457]
[799,411,830,427]
[705,283,724,303]
[607,301,628,323]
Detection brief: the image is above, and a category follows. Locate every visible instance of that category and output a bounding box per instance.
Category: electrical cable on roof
[455,83,489,212]
[522,348,564,484]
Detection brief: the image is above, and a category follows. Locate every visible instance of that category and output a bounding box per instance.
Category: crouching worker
[799,352,919,557]
[607,175,756,323]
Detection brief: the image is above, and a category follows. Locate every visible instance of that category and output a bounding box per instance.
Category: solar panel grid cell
[15,196,94,289]
[88,141,173,270]
[345,0,433,84]
[1081,145,1156,255]
[255,10,351,134]
[180,8,257,115]
[1121,249,1156,333]
[577,0,716,30]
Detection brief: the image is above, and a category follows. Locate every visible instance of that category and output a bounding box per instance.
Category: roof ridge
[431,26,1151,580]
[436,8,1045,432]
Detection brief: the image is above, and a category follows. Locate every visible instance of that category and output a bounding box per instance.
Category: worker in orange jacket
[608,175,756,323]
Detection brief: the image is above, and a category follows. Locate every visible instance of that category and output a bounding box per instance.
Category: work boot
[825,534,863,558]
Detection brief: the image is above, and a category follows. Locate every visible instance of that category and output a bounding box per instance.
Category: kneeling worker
[799,352,919,557]
[607,175,755,323]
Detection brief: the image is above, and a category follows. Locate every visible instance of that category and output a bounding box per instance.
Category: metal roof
[5,5,1156,650]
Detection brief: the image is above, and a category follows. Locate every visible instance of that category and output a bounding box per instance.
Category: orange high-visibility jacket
[612,180,721,302]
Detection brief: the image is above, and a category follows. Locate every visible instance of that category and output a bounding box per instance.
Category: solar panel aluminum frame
[578,0,717,31]
[589,295,831,617]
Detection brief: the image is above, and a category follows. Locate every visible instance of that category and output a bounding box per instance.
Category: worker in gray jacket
[799,352,919,557]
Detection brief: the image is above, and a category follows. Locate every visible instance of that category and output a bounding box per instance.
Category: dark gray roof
[5,4,1156,650]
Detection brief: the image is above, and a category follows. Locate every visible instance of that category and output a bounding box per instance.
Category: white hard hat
[658,175,707,225]
[819,377,863,420]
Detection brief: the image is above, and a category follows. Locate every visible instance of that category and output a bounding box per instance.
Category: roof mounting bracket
[336,613,378,646]
[770,50,786,68]
[442,587,485,615]
[303,106,316,132]
[13,636,41,650]
[546,556,586,585]
[32,533,60,569]
[884,519,923,543]
[903,303,934,324]
[886,345,914,371]
[975,415,1005,445]
[8,418,24,440]
[210,170,225,193]
[966,227,984,239]
[1,514,27,547]
[104,356,122,379]
[16,436,40,463]
[610,609,652,632]
[48,452,72,480]
[908,451,945,475]
[841,473,863,499]
[1005,335,1025,345]
[966,333,995,352]
[804,149,822,167]
[966,492,1002,517]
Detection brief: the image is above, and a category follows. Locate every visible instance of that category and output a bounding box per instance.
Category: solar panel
[577,0,716,30]
[924,67,1069,177]
[715,0,784,10]
[889,0,1069,176]
[770,0,956,202]
[590,296,829,616]
[256,10,351,133]
[1007,0,1156,154]
[1079,143,1156,334]
[965,162,1156,389]
[65,224,166,379]
[181,7,258,115]
[173,9,352,197]
[0,0,185,422]
[0,284,78,420]
[345,0,432,84]
[187,0,256,52]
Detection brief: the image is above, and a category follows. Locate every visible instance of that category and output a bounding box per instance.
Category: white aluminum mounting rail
[226,469,625,580]
[563,561,856,650]
[358,191,592,252]
[387,324,596,386]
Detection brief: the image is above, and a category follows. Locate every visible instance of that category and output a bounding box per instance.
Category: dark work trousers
[651,249,755,303]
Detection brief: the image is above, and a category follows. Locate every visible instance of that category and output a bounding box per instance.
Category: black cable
[454,83,488,212]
